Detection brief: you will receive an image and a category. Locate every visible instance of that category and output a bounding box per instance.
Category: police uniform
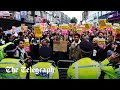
[100,47,120,79]
[30,46,59,79]
[67,40,101,79]
[0,44,27,79]
[0,42,12,61]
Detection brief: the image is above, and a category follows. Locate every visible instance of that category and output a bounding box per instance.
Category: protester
[69,33,81,61]
[91,37,106,62]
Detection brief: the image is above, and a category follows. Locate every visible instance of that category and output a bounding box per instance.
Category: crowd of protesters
[0,26,120,64]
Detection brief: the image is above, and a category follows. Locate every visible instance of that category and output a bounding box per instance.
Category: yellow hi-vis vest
[0,42,13,61]
[67,57,101,79]
[100,59,118,79]
[0,58,27,79]
[30,62,59,79]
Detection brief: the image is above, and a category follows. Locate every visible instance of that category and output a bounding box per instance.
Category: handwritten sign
[53,41,67,52]
[34,25,42,37]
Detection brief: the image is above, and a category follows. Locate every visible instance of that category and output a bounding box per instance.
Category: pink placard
[62,30,68,35]
[24,46,31,52]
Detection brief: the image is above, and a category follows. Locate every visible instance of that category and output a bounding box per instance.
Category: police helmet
[4,44,17,57]
[39,46,52,61]
[80,40,94,53]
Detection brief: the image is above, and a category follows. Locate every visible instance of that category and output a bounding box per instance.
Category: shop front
[107,11,120,24]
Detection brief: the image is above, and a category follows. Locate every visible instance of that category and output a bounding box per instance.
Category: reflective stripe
[0,62,17,64]
[5,75,18,79]
[73,64,99,69]
[49,66,54,79]
[33,64,37,78]
[5,48,17,53]
[74,62,78,79]
[100,63,104,68]
[21,76,26,79]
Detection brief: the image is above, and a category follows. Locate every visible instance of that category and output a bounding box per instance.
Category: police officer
[0,42,12,61]
[67,40,101,79]
[100,44,120,79]
[0,44,27,79]
[30,46,59,79]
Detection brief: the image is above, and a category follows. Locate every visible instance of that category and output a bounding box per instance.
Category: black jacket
[91,45,106,62]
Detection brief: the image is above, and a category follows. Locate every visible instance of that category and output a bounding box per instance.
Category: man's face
[18,41,24,49]
[74,35,80,42]
[42,41,48,46]
[99,33,103,38]
[92,39,98,46]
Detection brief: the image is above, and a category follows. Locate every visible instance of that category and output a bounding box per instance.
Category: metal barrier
[32,60,55,65]
[57,60,74,79]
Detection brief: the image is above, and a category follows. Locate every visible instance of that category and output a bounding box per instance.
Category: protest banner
[99,19,106,30]
[24,39,30,52]
[34,25,42,37]
[53,41,67,52]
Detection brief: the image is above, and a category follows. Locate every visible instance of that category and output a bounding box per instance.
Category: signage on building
[14,12,21,21]
[20,11,27,18]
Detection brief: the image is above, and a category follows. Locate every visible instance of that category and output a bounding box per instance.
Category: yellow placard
[106,23,112,28]
[24,39,30,47]
[21,26,28,32]
[51,26,57,29]
[99,20,106,29]
[59,26,69,30]
[84,24,92,30]
[115,28,120,34]
[77,28,82,33]
[98,40,105,45]
[34,26,42,37]
[21,26,24,32]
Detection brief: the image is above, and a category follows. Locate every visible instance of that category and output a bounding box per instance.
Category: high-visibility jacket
[67,57,101,79]
[30,62,59,79]
[100,59,119,79]
[0,42,13,61]
[0,58,27,79]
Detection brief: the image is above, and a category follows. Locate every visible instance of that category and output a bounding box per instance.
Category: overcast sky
[61,11,83,24]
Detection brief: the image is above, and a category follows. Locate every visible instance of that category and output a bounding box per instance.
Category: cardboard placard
[53,41,67,52]
[34,25,42,37]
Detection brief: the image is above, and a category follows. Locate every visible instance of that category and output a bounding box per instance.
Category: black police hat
[80,40,94,52]
[39,46,52,60]
[4,44,17,53]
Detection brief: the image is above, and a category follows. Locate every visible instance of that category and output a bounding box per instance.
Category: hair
[42,39,49,43]
[93,37,99,42]
[17,39,24,45]
[52,33,56,36]
[98,32,104,35]
[18,32,23,36]
[74,33,80,38]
